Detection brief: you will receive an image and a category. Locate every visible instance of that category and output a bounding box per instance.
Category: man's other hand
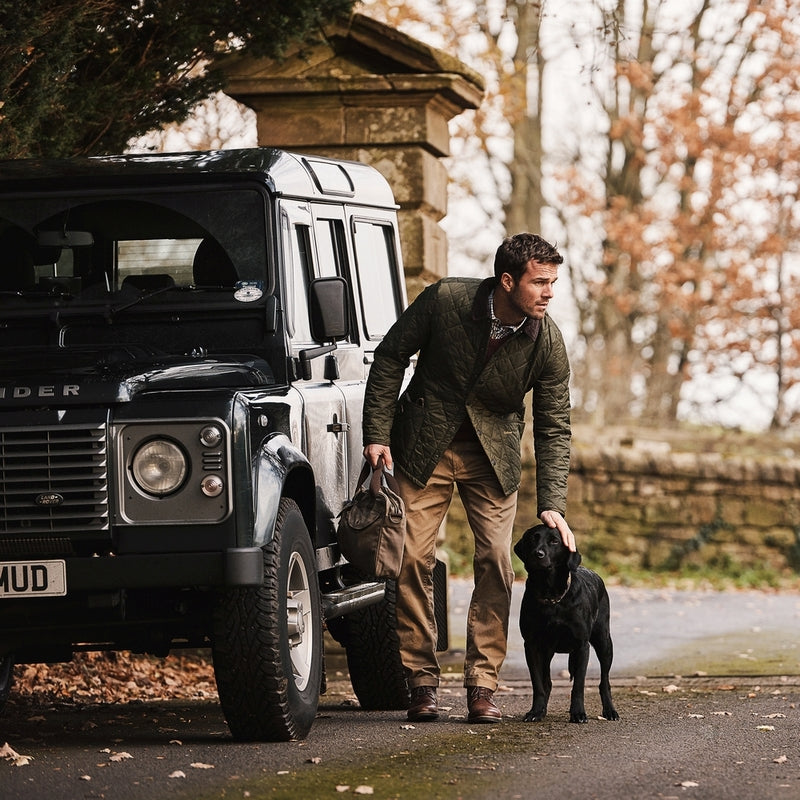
[363,444,393,470]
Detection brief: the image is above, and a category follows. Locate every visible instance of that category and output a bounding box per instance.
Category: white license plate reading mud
[0,560,67,598]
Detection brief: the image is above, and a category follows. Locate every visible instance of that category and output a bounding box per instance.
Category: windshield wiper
[109,284,188,318]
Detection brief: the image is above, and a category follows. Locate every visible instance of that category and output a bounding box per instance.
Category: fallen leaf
[0,742,34,767]
[190,762,215,769]
[711,711,731,716]
[687,714,704,719]
[354,787,374,795]
[774,755,788,764]
[757,725,775,732]
[678,780,699,788]
[168,770,186,778]
[169,739,182,746]
[109,751,133,762]
[336,787,350,793]
[306,757,322,764]
[400,724,415,730]
[663,684,680,693]
[763,713,786,719]
[80,775,92,781]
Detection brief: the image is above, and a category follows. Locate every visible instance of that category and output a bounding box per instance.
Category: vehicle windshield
[0,186,273,357]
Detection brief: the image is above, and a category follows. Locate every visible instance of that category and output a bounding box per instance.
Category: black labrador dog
[514,524,619,723]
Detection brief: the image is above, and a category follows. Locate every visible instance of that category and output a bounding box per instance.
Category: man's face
[500,258,559,320]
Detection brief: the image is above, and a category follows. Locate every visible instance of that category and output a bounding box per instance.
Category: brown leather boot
[407,685,439,722]
[467,686,502,723]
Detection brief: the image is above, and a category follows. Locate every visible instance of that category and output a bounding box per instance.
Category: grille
[0,424,109,535]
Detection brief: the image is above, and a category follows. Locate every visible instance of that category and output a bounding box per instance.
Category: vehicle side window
[353,220,402,339]
[315,218,346,279]
[282,210,314,343]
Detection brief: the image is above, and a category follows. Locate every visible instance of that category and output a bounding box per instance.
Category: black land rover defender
[0,148,446,742]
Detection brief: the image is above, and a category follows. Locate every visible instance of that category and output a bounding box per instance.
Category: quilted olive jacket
[363,276,571,514]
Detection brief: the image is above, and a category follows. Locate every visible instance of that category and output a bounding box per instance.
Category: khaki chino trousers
[394,439,518,691]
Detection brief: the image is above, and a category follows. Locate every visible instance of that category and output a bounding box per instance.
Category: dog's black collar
[537,572,572,605]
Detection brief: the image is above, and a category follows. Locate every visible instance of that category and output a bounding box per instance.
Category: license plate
[0,560,67,598]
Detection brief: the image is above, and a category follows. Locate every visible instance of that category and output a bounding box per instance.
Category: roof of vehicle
[0,148,399,209]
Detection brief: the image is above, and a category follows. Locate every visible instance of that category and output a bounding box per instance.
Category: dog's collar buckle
[538,572,572,605]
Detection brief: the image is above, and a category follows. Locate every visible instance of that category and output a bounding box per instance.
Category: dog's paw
[569,711,589,724]
[602,707,620,721]
[523,709,546,722]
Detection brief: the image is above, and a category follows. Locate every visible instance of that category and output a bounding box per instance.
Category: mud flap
[434,556,449,652]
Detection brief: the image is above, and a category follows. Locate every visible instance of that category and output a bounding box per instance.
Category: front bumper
[63,547,264,590]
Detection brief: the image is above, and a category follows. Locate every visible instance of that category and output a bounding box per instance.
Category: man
[362,232,575,724]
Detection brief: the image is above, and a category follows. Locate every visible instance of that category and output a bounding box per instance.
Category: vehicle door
[280,200,350,543]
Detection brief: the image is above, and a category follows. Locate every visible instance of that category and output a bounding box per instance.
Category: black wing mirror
[309,276,349,342]
[299,277,350,380]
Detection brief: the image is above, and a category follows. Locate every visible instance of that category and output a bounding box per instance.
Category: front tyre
[212,498,322,741]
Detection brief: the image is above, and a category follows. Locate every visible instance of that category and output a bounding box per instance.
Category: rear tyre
[212,498,322,741]
[0,655,13,713]
[332,580,409,710]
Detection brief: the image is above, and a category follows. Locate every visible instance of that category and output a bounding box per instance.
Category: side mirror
[309,276,349,342]
[298,277,350,381]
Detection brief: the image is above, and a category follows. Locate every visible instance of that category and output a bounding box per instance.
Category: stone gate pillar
[223,12,484,299]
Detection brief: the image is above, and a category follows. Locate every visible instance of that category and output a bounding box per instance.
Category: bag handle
[356,458,401,496]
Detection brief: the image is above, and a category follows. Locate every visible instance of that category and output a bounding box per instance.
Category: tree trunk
[503,1,544,235]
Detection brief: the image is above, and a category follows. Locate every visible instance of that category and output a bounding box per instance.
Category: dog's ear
[567,549,582,572]
[513,531,530,561]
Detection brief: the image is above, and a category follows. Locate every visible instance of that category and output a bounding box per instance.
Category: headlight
[131,439,188,496]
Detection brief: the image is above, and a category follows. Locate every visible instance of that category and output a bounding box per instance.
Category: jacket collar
[471,277,542,342]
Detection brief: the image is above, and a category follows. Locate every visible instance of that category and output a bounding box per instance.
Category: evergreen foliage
[0,0,355,158]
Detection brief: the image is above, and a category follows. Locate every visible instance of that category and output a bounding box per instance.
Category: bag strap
[357,458,401,496]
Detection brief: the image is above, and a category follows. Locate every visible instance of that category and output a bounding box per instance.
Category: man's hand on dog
[540,509,576,552]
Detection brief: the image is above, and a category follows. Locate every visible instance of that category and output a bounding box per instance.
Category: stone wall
[552,437,800,578]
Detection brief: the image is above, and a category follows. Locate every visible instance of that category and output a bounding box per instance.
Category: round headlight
[131,439,188,496]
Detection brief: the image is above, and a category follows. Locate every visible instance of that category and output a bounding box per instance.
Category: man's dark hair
[493,233,563,281]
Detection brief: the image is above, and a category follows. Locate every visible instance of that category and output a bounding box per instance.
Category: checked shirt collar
[488,289,527,341]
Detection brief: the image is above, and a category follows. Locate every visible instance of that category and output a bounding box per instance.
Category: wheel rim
[286,551,314,691]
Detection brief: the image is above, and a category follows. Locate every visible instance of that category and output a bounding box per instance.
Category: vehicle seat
[192,238,238,287]
[122,273,175,291]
